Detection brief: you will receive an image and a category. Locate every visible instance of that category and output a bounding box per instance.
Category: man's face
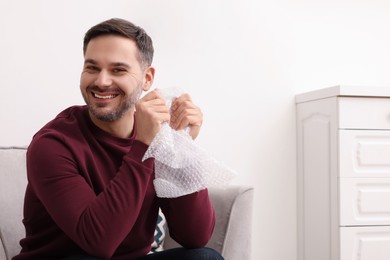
[80,35,151,122]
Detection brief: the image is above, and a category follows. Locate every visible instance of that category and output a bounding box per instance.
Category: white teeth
[94,93,116,99]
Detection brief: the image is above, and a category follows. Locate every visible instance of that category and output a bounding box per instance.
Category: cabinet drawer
[340,178,390,226]
[339,130,390,178]
[341,226,390,260]
[339,97,390,130]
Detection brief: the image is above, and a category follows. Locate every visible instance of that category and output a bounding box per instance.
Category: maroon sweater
[13,106,215,260]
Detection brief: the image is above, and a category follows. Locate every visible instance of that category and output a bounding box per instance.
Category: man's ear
[143,66,155,91]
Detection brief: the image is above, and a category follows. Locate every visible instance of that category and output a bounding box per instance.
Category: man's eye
[86,66,98,71]
[113,68,126,73]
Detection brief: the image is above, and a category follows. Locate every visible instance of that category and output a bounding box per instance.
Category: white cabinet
[296,86,390,260]
[340,227,390,260]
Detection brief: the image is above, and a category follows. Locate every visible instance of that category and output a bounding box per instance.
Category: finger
[171,106,202,128]
[171,99,201,123]
[177,115,202,130]
[151,105,171,114]
[171,93,192,111]
[189,124,201,140]
[145,98,169,109]
[171,100,198,119]
[172,112,202,140]
[171,109,202,130]
[174,93,192,103]
[151,111,171,124]
[136,96,168,111]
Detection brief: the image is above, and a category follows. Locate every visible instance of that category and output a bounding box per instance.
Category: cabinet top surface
[295,85,390,103]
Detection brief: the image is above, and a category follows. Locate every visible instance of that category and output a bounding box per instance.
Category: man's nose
[94,70,112,87]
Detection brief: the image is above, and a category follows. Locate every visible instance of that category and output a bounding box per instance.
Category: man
[13,18,223,260]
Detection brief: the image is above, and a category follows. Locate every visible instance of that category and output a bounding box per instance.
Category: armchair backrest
[0,147,27,260]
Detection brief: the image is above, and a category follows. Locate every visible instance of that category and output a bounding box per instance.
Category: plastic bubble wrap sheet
[142,89,236,198]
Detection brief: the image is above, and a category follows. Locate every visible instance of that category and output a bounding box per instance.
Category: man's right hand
[135,90,170,145]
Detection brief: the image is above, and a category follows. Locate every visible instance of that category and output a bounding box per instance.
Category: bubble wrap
[142,89,236,198]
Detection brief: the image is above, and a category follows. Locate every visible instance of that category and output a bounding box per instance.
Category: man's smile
[93,92,118,99]
[90,90,120,100]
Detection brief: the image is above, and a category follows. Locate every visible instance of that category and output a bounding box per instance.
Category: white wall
[2,0,390,259]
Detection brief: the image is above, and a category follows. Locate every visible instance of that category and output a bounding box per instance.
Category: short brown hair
[83,18,154,67]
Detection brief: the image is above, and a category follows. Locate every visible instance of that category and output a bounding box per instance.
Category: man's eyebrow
[111,62,131,68]
[83,59,131,68]
[84,59,97,65]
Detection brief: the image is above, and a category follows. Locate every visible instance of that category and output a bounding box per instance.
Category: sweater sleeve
[27,135,154,259]
[159,189,216,248]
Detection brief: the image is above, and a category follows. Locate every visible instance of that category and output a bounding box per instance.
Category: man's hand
[135,90,170,145]
[170,93,203,140]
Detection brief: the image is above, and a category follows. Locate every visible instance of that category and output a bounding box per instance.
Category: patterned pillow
[150,208,167,253]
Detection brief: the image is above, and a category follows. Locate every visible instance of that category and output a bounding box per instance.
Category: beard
[83,84,143,122]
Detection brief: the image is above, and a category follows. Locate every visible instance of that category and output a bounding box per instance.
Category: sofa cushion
[1,235,8,260]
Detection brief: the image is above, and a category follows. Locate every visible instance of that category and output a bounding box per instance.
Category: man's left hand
[169,93,203,140]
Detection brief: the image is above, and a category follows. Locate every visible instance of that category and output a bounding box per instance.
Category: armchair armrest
[164,185,254,260]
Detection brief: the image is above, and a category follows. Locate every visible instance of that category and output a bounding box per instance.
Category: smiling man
[13,18,223,260]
